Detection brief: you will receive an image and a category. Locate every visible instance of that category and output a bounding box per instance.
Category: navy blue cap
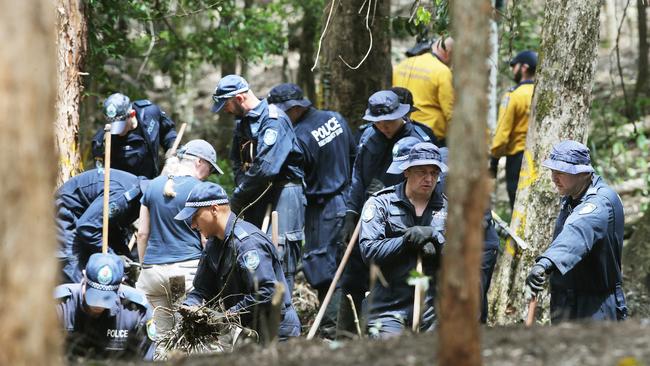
[103,93,132,134]
[363,90,411,122]
[174,182,229,221]
[510,50,538,70]
[399,142,448,173]
[84,253,124,309]
[387,136,421,174]
[541,140,594,174]
[211,75,250,113]
[177,139,223,175]
[267,83,312,111]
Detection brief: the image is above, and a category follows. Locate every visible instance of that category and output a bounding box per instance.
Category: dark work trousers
[337,241,368,339]
[505,151,524,209]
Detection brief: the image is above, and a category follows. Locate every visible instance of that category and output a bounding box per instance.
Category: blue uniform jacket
[229,100,304,210]
[184,213,300,336]
[540,174,626,320]
[294,107,356,199]
[346,122,431,215]
[55,283,155,361]
[92,100,177,178]
[359,182,447,315]
[56,169,142,264]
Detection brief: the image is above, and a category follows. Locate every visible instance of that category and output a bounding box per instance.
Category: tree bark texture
[636,0,649,99]
[297,2,319,104]
[320,0,391,129]
[0,1,61,365]
[488,0,601,325]
[55,0,86,187]
[623,206,650,314]
[437,1,491,365]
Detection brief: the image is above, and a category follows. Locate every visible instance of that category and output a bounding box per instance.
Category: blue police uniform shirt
[293,107,356,198]
[56,169,142,281]
[346,121,431,215]
[359,182,447,315]
[539,174,627,320]
[184,213,300,338]
[140,175,203,265]
[92,100,177,179]
[55,283,156,361]
[228,100,304,208]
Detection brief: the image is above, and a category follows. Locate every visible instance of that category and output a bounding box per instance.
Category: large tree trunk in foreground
[488,0,601,325]
[55,0,86,187]
[297,1,319,104]
[438,1,491,365]
[623,207,650,317]
[0,1,61,365]
[636,0,649,100]
[320,0,391,129]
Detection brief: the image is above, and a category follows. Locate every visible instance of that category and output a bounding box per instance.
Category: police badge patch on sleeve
[579,202,597,215]
[263,129,278,146]
[362,203,375,222]
[243,250,260,271]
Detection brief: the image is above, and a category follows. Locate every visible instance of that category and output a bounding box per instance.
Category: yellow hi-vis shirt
[393,53,454,140]
[490,81,535,158]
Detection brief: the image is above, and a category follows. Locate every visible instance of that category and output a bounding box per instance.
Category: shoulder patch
[263,129,278,146]
[362,203,376,222]
[133,99,152,108]
[579,202,597,215]
[243,250,260,271]
[234,225,249,240]
[268,104,280,119]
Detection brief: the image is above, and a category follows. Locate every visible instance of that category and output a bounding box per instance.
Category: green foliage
[392,1,449,42]
[207,158,235,196]
[86,0,289,99]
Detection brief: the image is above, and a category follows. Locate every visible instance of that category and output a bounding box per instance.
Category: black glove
[366,178,385,196]
[403,226,435,252]
[337,212,359,262]
[525,264,547,293]
[229,193,243,215]
[422,242,437,258]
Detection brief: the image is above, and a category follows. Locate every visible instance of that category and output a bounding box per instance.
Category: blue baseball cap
[211,75,250,113]
[541,140,594,174]
[177,139,223,175]
[387,136,421,174]
[510,50,538,71]
[267,83,312,111]
[399,142,448,173]
[174,182,230,221]
[103,93,132,134]
[84,253,124,309]
[362,90,411,122]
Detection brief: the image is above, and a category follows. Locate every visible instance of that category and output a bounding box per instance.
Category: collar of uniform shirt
[245,98,266,119]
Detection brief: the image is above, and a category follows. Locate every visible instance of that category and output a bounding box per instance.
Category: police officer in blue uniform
[92,93,178,179]
[360,142,448,338]
[55,253,156,361]
[175,182,301,342]
[56,169,148,283]
[267,83,355,337]
[212,75,305,293]
[525,140,627,322]
[338,90,431,337]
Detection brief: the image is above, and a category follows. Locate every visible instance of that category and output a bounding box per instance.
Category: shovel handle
[525,295,538,327]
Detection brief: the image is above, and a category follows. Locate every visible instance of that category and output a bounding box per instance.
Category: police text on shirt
[311,117,343,147]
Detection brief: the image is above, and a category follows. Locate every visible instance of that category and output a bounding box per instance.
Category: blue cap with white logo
[387,136,421,174]
[541,140,594,174]
[211,75,250,113]
[398,142,448,173]
[103,93,132,135]
[174,182,230,221]
[84,253,124,309]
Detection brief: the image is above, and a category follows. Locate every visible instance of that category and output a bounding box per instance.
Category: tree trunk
[55,0,86,187]
[623,206,650,317]
[635,0,649,99]
[297,2,318,104]
[488,0,601,325]
[0,1,61,365]
[320,0,391,129]
[438,1,491,365]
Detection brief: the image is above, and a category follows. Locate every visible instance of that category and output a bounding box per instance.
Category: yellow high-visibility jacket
[393,53,454,140]
[491,81,535,157]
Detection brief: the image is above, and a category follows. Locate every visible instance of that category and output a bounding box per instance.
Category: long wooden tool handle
[306,221,361,340]
[169,122,187,156]
[271,211,279,251]
[101,125,112,254]
[261,203,273,233]
[525,295,538,327]
[412,254,424,332]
